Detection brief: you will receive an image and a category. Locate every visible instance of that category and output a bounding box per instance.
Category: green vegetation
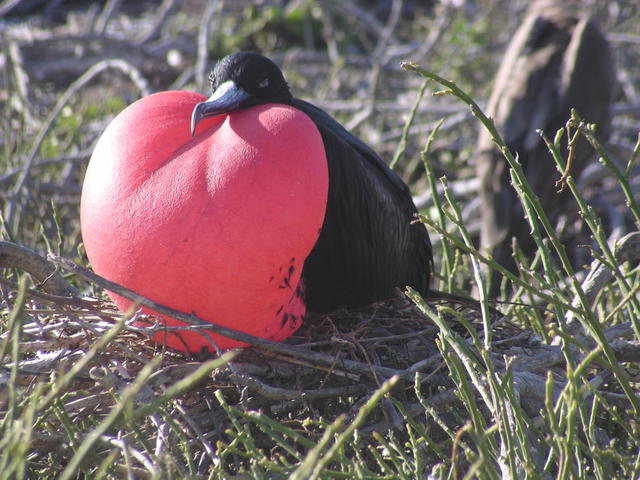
[1,1,639,478]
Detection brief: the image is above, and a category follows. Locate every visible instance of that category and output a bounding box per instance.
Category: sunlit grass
[1,8,639,478]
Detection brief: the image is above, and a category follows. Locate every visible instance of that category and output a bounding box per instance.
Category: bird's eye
[258,78,269,89]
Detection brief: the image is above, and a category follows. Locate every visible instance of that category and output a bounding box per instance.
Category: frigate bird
[476,0,616,292]
[191,52,433,312]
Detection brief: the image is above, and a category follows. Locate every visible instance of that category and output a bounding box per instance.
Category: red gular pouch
[81,91,328,352]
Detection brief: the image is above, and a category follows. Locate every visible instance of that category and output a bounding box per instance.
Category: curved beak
[191,80,250,137]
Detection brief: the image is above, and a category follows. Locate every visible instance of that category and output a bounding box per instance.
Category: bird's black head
[191,52,293,136]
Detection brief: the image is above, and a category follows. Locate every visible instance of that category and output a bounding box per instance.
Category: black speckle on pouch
[272,256,301,291]
[281,312,289,327]
[277,263,295,290]
[276,305,284,315]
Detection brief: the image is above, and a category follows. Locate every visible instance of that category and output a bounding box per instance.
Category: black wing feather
[294,99,432,312]
[292,99,409,194]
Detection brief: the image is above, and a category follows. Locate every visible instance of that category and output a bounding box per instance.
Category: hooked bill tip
[190,103,204,138]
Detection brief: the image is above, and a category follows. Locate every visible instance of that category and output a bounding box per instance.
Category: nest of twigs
[3,238,638,462]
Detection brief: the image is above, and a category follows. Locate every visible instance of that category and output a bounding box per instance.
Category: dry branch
[0,241,76,296]
[566,231,640,325]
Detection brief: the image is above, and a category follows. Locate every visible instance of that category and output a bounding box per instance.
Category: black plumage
[191,52,432,313]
